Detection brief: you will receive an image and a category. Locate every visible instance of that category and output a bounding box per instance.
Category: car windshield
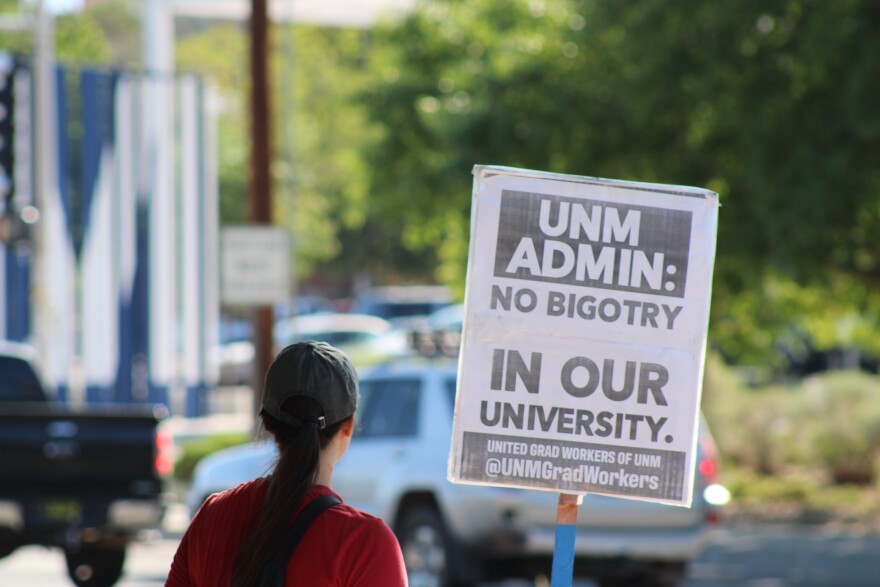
[0,356,45,402]
[356,378,421,437]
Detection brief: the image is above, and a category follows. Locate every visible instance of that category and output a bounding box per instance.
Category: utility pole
[248,0,274,418]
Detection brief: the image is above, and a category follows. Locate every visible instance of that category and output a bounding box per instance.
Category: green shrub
[723,467,815,503]
[801,371,880,485]
[705,359,880,520]
[702,355,810,475]
[173,432,252,483]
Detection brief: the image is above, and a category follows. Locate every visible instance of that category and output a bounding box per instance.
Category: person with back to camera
[166,341,408,587]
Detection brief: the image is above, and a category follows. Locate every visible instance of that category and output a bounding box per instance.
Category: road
[1,524,879,587]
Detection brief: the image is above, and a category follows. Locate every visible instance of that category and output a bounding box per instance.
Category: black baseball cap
[260,341,359,429]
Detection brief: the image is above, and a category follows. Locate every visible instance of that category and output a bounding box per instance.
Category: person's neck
[315,454,334,487]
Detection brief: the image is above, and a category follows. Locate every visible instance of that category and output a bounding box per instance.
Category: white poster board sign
[448,166,719,506]
[221,226,291,305]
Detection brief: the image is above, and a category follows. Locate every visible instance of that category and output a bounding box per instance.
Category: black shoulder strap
[257,494,342,587]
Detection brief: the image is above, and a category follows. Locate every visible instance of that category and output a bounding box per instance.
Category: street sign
[221,225,291,305]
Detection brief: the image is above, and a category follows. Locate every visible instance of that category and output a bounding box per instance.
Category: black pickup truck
[0,341,169,587]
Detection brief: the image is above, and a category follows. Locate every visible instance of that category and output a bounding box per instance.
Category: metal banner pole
[550,493,583,587]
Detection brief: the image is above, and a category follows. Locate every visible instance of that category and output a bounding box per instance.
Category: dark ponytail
[231,396,349,587]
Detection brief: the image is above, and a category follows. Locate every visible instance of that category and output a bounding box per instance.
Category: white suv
[186,358,723,587]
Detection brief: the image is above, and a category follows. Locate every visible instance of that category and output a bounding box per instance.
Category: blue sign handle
[550,493,583,587]
[550,523,577,587]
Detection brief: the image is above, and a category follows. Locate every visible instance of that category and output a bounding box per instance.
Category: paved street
[2,523,880,587]
[685,524,880,586]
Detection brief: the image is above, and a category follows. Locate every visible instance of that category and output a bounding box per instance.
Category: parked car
[273,295,335,321]
[0,341,169,587]
[409,304,464,358]
[186,358,724,587]
[353,285,453,329]
[211,313,410,385]
[273,312,401,351]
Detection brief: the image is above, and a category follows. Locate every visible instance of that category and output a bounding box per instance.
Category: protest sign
[448,166,719,506]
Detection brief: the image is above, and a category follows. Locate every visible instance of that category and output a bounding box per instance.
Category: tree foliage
[174,21,438,288]
[362,0,880,363]
[5,0,879,365]
[0,0,114,63]
[175,23,251,228]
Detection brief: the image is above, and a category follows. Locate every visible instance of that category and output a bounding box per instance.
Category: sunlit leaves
[363,0,880,365]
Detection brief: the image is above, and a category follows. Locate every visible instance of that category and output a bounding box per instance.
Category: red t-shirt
[166,481,408,586]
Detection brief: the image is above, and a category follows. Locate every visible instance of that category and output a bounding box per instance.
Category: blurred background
[2,0,880,580]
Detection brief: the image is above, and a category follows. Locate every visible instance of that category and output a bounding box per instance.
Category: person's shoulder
[198,478,268,516]
[325,502,407,582]
[307,486,395,541]
[330,504,384,524]
[209,477,267,501]
[307,488,406,582]
[329,503,396,540]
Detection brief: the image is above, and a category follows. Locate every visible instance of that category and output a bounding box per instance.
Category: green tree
[85,0,141,68]
[175,22,413,286]
[362,0,880,364]
[0,0,31,54]
[273,24,379,282]
[175,22,251,228]
[0,0,112,63]
[278,24,443,287]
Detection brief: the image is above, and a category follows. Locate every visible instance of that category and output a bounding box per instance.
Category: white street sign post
[448,166,719,586]
[220,225,291,306]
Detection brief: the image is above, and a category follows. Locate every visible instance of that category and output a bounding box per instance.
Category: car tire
[397,505,471,587]
[64,545,126,587]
